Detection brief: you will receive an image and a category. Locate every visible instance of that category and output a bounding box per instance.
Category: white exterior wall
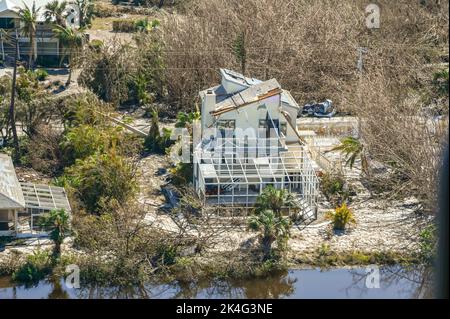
[284,105,300,143]
[205,94,299,143]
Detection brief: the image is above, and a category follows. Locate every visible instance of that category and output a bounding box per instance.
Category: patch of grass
[167,252,288,283]
[418,224,437,264]
[0,250,24,276]
[296,249,419,267]
[91,15,150,31]
[90,17,120,31]
[319,172,354,206]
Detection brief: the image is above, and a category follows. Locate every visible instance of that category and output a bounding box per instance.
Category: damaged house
[0,154,71,237]
[193,69,319,222]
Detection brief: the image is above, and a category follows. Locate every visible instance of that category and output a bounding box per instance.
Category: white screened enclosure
[0,154,71,237]
[193,137,319,221]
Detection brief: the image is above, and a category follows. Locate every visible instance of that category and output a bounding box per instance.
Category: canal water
[0,265,433,299]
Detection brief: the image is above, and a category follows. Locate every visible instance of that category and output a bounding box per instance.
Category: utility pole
[357,47,368,73]
[9,30,20,161]
[356,47,368,139]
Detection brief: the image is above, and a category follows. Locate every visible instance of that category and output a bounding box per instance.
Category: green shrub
[39,209,71,258]
[433,68,449,97]
[135,18,160,33]
[320,172,353,206]
[154,244,178,266]
[34,68,49,81]
[61,124,124,165]
[317,243,330,257]
[326,203,356,231]
[144,109,175,153]
[418,224,437,264]
[12,250,52,284]
[89,39,104,52]
[65,148,139,213]
[249,209,292,261]
[60,92,111,128]
[169,162,193,186]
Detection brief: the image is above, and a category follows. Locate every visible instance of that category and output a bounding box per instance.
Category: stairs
[292,197,317,229]
[221,178,241,192]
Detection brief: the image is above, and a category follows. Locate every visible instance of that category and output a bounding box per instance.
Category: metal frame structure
[195,70,320,222]
[19,182,72,234]
[193,137,319,220]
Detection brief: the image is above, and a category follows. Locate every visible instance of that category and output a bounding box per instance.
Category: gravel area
[289,196,428,255]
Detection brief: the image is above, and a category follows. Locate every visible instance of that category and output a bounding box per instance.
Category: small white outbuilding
[0,153,71,237]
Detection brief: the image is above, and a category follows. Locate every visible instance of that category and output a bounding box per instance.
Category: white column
[0,33,4,61]
[14,210,18,234]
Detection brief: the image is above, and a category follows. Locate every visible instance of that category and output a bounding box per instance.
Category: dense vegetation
[0,0,448,287]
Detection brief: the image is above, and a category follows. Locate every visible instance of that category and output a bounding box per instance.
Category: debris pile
[300,99,336,118]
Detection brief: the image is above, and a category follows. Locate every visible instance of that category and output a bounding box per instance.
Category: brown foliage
[161,0,448,112]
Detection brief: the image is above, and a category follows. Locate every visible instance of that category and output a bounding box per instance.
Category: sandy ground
[0,68,13,78]
[0,141,427,262]
[0,75,428,261]
[87,29,134,44]
[131,139,428,256]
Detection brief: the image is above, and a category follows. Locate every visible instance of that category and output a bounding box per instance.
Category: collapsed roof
[199,68,299,112]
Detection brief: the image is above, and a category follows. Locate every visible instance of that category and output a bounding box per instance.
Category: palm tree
[17,2,40,69]
[254,185,299,217]
[75,0,94,28]
[329,136,369,173]
[249,209,291,260]
[39,209,71,258]
[53,24,86,86]
[43,0,68,27]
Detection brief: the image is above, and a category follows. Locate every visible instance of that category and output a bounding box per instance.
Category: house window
[0,18,15,29]
[217,120,235,137]
[280,123,287,136]
[259,119,268,129]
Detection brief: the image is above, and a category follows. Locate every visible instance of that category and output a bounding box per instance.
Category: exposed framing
[193,137,319,220]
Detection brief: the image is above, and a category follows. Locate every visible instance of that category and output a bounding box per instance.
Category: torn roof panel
[200,69,299,110]
[220,68,262,87]
[214,78,282,111]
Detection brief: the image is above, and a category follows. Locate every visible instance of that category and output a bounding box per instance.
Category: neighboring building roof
[199,69,299,110]
[0,0,64,22]
[0,153,71,213]
[0,153,25,209]
[20,182,72,212]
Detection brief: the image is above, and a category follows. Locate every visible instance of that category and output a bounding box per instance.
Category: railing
[194,139,320,224]
[3,30,55,39]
